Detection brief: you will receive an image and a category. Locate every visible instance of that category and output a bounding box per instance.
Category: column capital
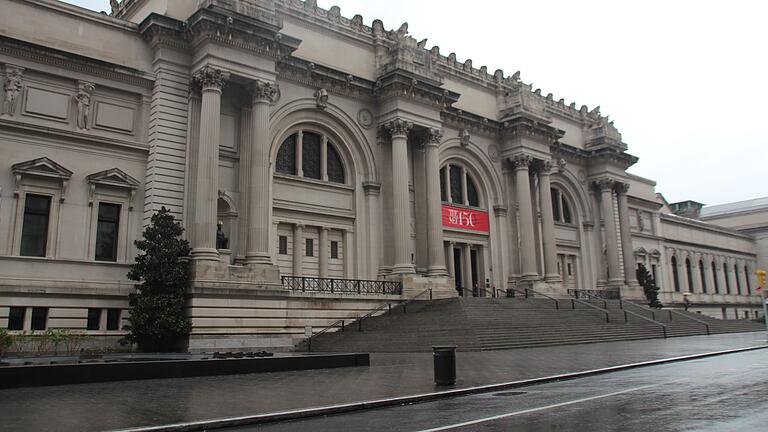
[383,118,413,139]
[593,178,615,192]
[320,226,330,232]
[362,181,381,196]
[250,80,279,104]
[294,223,305,229]
[538,159,553,175]
[614,181,630,195]
[193,66,229,91]
[493,204,508,217]
[425,128,444,147]
[510,154,533,171]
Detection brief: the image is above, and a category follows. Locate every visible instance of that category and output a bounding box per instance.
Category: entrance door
[453,248,463,295]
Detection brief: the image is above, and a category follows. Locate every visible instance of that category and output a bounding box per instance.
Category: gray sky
[65,0,767,206]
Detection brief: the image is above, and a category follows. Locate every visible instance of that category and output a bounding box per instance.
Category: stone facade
[0,0,762,350]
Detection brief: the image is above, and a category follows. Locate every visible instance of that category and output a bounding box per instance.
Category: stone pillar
[717,259,728,294]
[425,129,448,276]
[292,224,303,276]
[343,230,354,279]
[511,155,538,281]
[446,241,456,279]
[537,160,560,282]
[615,182,639,286]
[503,169,521,282]
[385,118,415,274]
[460,166,469,205]
[463,243,473,293]
[321,135,328,181]
[185,87,202,245]
[190,66,228,261]
[235,104,252,264]
[319,227,329,278]
[690,255,701,293]
[246,80,278,265]
[596,179,622,286]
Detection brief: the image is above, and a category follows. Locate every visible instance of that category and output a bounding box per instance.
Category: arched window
[734,264,741,295]
[550,188,573,224]
[711,261,719,293]
[745,265,751,295]
[699,260,707,293]
[440,164,482,208]
[671,256,680,292]
[723,263,730,294]
[685,258,694,292]
[275,131,346,184]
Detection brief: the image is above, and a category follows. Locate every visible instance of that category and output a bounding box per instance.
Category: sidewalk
[2,332,766,432]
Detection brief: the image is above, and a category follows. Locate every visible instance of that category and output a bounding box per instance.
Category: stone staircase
[302,297,765,353]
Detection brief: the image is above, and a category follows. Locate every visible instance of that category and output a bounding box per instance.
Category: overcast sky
[66,0,767,206]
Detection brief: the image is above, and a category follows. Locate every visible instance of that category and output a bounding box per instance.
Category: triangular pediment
[12,157,73,179]
[86,168,140,189]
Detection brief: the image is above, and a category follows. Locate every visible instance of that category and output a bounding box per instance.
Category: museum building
[0,0,763,350]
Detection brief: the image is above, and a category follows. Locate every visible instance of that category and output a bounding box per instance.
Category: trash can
[506,288,515,298]
[433,345,457,386]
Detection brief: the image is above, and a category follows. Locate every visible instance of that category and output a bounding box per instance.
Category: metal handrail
[569,297,611,323]
[522,287,560,310]
[282,275,403,295]
[668,307,711,335]
[304,288,433,352]
[616,301,669,338]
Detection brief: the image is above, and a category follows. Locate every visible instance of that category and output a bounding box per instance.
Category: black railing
[282,276,402,295]
[567,289,621,300]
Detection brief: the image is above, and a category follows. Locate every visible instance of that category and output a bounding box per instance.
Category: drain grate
[493,391,527,397]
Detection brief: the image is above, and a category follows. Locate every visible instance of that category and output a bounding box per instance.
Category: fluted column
[292,224,303,276]
[246,80,278,265]
[235,104,252,264]
[615,182,639,286]
[503,168,521,282]
[463,243,473,293]
[446,241,456,280]
[185,86,202,244]
[537,160,560,282]
[596,179,622,285]
[425,128,448,276]
[190,66,228,261]
[319,227,329,278]
[511,155,537,281]
[385,118,415,274]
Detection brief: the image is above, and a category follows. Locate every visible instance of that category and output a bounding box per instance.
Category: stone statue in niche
[314,88,328,110]
[74,81,95,130]
[2,66,24,116]
[216,221,229,250]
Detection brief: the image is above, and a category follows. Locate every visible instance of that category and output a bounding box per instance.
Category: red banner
[442,204,489,232]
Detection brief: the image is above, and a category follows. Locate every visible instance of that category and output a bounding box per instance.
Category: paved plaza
[1,332,766,431]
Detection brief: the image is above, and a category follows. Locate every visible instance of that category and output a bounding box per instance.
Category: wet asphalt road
[233,349,768,432]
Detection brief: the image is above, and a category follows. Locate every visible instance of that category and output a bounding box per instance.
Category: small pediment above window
[87,168,140,209]
[12,157,73,201]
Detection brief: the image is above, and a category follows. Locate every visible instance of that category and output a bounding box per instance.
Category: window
[20,194,51,257]
[276,133,296,175]
[734,264,741,295]
[87,308,101,331]
[550,188,573,224]
[302,132,322,179]
[106,309,121,331]
[723,263,730,294]
[745,265,751,295]
[567,263,573,276]
[671,256,680,292]
[449,165,463,204]
[712,262,719,293]
[331,241,339,259]
[327,143,345,183]
[278,235,288,255]
[8,307,25,330]
[31,307,48,331]
[440,164,482,208]
[651,264,658,286]
[467,177,479,207]
[306,238,314,257]
[685,259,694,292]
[699,260,707,293]
[95,203,120,262]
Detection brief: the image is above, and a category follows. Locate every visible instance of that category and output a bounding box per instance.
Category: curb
[113,344,768,432]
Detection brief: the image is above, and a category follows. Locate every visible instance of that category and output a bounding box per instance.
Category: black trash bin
[433,345,457,386]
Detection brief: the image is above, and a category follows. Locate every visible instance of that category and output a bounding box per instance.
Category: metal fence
[281,276,402,295]
[567,288,621,300]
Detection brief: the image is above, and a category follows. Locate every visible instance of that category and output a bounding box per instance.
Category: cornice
[660,213,756,241]
[441,107,500,138]
[0,36,154,89]
[276,56,375,101]
[374,68,459,109]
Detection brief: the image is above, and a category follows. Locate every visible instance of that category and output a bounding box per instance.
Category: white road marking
[417,384,658,432]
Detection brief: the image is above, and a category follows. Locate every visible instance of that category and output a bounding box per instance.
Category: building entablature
[661,213,756,241]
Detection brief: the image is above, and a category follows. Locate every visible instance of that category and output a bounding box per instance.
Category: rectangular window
[278,235,288,255]
[8,307,25,330]
[95,203,121,261]
[305,238,314,257]
[87,308,101,331]
[31,307,48,331]
[567,263,573,276]
[106,309,121,331]
[20,194,51,257]
[331,241,339,259]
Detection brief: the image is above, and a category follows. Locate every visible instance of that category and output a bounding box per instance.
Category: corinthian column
[386,118,415,274]
[596,179,622,286]
[537,160,560,282]
[425,128,448,276]
[615,182,639,286]
[246,80,278,265]
[511,155,538,281]
[190,66,228,261]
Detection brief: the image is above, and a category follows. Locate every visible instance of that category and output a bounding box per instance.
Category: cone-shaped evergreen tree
[636,263,663,309]
[123,207,191,352]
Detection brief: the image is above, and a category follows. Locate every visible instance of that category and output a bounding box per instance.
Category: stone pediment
[12,157,73,200]
[87,168,140,209]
